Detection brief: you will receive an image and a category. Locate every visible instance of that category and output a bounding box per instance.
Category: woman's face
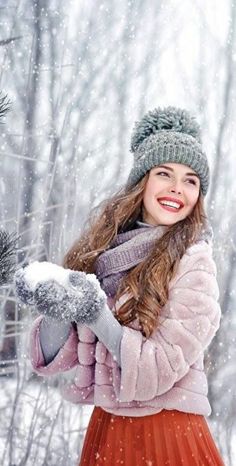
[142,162,200,226]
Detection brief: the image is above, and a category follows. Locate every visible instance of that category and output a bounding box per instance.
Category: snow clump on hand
[14,261,107,324]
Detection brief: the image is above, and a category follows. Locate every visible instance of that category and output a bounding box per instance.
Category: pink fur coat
[30,240,221,417]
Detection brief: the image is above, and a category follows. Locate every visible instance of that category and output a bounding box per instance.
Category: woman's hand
[14,262,107,324]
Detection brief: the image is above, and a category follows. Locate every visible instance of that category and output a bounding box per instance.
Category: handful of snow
[15,261,107,324]
[20,261,104,297]
[22,261,71,292]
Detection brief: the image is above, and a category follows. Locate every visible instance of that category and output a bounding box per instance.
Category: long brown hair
[63,175,207,338]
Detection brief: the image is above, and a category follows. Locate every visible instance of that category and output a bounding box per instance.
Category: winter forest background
[0,0,235,465]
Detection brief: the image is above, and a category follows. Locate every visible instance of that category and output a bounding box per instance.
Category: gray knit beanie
[127,107,209,195]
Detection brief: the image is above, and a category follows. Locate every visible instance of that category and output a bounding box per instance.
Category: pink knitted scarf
[94,221,213,297]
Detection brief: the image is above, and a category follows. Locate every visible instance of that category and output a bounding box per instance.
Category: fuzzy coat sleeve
[113,241,221,403]
[29,315,79,375]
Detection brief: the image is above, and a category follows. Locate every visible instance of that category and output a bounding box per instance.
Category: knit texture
[95,219,213,297]
[127,107,210,195]
[95,224,168,296]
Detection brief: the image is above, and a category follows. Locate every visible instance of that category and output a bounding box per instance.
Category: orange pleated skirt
[79,407,225,466]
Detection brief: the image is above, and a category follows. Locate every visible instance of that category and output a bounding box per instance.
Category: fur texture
[29,241,221,417]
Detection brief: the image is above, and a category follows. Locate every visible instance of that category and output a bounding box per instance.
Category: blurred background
[0,0,235,464]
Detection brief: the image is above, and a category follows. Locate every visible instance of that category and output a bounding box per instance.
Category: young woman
[15,107,225,465]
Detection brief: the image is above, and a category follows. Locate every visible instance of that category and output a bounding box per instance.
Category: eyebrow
[156,165,200,178]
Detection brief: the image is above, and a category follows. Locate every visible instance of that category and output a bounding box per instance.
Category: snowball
[23,261,70,291]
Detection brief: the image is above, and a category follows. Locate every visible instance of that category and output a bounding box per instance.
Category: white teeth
[159,200,181,209]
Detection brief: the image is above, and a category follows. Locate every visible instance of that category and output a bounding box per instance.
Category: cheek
[142,188,155,215]
[142,191,150,211]
[143,183,154,203]
[145,179,161,197]
[186,190,199,209]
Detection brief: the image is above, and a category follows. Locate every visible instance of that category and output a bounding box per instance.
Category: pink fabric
[29,241,221,417]
[30,317,79,374]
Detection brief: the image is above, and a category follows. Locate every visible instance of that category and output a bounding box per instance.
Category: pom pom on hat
[130,107,201,152]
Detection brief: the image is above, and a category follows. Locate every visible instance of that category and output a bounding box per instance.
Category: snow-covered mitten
[14,262,65,306]
[35,273,107,324]
[15,261,123,367]
[14,267,35,305]
[14,261,107,324]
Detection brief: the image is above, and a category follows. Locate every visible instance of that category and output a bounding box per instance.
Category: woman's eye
[156,171,169,176]
[156,172,197,186]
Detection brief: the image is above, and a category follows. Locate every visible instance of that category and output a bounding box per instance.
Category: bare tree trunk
[18,0,44,260]
[208,1,236,215]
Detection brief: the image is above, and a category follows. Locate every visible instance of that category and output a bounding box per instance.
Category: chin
[157,216,183,226]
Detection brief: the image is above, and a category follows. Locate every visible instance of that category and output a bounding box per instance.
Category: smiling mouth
[158,200,183,212]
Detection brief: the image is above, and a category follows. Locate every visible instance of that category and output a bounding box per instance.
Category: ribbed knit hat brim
[127,131,209,195]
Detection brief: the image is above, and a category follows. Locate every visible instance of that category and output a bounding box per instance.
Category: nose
[170,187,182,194]
[169,180,182,195]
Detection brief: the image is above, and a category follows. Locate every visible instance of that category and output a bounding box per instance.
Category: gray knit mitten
[14,267,35,305]
[14,262,107,324]
[15,262,123,367]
